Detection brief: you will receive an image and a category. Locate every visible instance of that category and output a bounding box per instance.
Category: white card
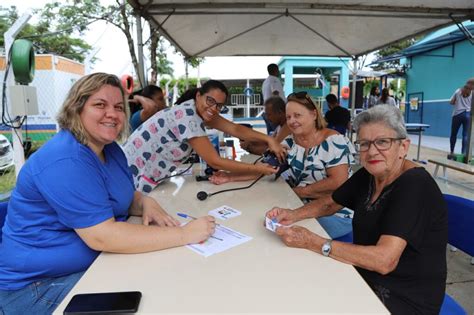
[265,217,283,232]
[208,205,241,221]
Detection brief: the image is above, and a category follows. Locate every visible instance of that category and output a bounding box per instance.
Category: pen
[177,212,223,241]
[177,212,221,225]
[177,212,198,220]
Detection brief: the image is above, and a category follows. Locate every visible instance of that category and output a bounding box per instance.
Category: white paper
[208,205,241,221]
[265,217,283,232]
[186,225,252,257]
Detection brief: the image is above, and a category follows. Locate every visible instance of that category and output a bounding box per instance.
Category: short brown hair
[56,73,129,145]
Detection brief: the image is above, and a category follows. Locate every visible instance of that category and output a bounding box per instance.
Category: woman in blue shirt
[0,73,216,314]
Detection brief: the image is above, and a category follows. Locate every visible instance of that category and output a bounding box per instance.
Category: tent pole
[350,58,358,140]
[185,60,189,90]
[466,87,473,164]
[351,58,357,116]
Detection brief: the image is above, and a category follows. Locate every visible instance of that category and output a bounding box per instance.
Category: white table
[405,123,430,163]
[54,161,388,314]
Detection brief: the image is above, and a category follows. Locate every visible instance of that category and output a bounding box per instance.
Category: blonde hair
[287,94,327,130]
[56,73,130,145]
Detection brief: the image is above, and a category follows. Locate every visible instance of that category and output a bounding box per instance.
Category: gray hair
[353,105,407,138]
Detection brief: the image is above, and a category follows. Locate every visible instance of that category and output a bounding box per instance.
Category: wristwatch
[321,240,332,257]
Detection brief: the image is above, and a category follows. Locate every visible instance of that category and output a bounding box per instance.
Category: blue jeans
[0,271,84,315]
[317,215,353,239]
[450,111,470,154]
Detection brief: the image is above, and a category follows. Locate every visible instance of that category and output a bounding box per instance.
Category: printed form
[186,225,252,257]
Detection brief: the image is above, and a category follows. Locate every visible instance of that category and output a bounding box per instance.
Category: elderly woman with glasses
[266,105,448,314]
[210,91,355,238]
[123,80,285,194]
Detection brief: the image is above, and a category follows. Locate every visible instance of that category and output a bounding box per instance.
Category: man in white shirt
[262,63,286,103]
[262,64,286,135]
[448,84,472,158]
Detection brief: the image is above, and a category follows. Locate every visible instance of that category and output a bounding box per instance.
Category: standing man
[262,64,286,135]
[448,84,472,159]
[262,63,286,102]
[324,94,351,135]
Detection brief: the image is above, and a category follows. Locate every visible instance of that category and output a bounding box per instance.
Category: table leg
[433,165,439,177]
[417,130,422,161]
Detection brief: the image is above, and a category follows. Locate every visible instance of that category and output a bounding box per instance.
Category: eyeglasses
[354,137,405,152]
[206,95,225,111]
[287,91,317,108]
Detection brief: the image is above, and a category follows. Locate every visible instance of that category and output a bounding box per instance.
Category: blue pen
[177,212,197,220]
[177,212,223,241]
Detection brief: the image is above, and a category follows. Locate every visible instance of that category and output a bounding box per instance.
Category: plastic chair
[0,201,7,242]
[440,294,467,315]
[444,194,474,260]
[439,194,474,315]
[333,230,353,243]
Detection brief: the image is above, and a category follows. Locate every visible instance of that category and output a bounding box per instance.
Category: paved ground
[406,135,473,314]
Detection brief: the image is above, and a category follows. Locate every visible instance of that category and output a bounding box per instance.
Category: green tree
[39,1,177,88]
[149,26,173,85]
[363,80,380,97]
[38,0,141,80]
[0,5,91,62]
[373,38,418,71]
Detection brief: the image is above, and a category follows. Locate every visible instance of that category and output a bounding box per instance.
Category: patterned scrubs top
[122,99,206,193]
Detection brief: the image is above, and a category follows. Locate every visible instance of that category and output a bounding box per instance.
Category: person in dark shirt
[240,96,290,155]
[129,85,167,131]
[324,93,351,135]
[266,105,447,314]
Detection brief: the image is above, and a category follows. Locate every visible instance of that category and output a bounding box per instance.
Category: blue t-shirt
[0,130,134,290]
[130,110,143,131]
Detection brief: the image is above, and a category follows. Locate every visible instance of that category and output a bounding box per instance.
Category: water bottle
[225,140,236,160]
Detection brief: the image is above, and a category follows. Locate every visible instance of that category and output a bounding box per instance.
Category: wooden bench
[428,158,474,179]
[428,158,474,191]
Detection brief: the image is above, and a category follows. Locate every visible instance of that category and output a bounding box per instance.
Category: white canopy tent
[127,0,473,58]
[128,0,474,162]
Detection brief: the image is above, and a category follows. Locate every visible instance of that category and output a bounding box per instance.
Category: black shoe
[447,153,455,160]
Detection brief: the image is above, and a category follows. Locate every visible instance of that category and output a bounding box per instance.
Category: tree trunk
[119,3,142,88]
[149,24,159,85]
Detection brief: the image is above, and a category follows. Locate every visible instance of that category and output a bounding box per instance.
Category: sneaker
[447,153,455,160]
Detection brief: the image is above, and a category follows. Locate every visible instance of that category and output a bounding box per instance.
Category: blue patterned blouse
[281,133,355,188]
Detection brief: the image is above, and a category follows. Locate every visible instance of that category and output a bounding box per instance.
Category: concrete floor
[406,136,473,314]
[446,249,474,314]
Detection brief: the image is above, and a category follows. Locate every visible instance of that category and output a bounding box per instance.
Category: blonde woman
[211,91,355,238]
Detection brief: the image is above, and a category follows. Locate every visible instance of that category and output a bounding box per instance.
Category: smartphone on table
[63,291,141,314]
